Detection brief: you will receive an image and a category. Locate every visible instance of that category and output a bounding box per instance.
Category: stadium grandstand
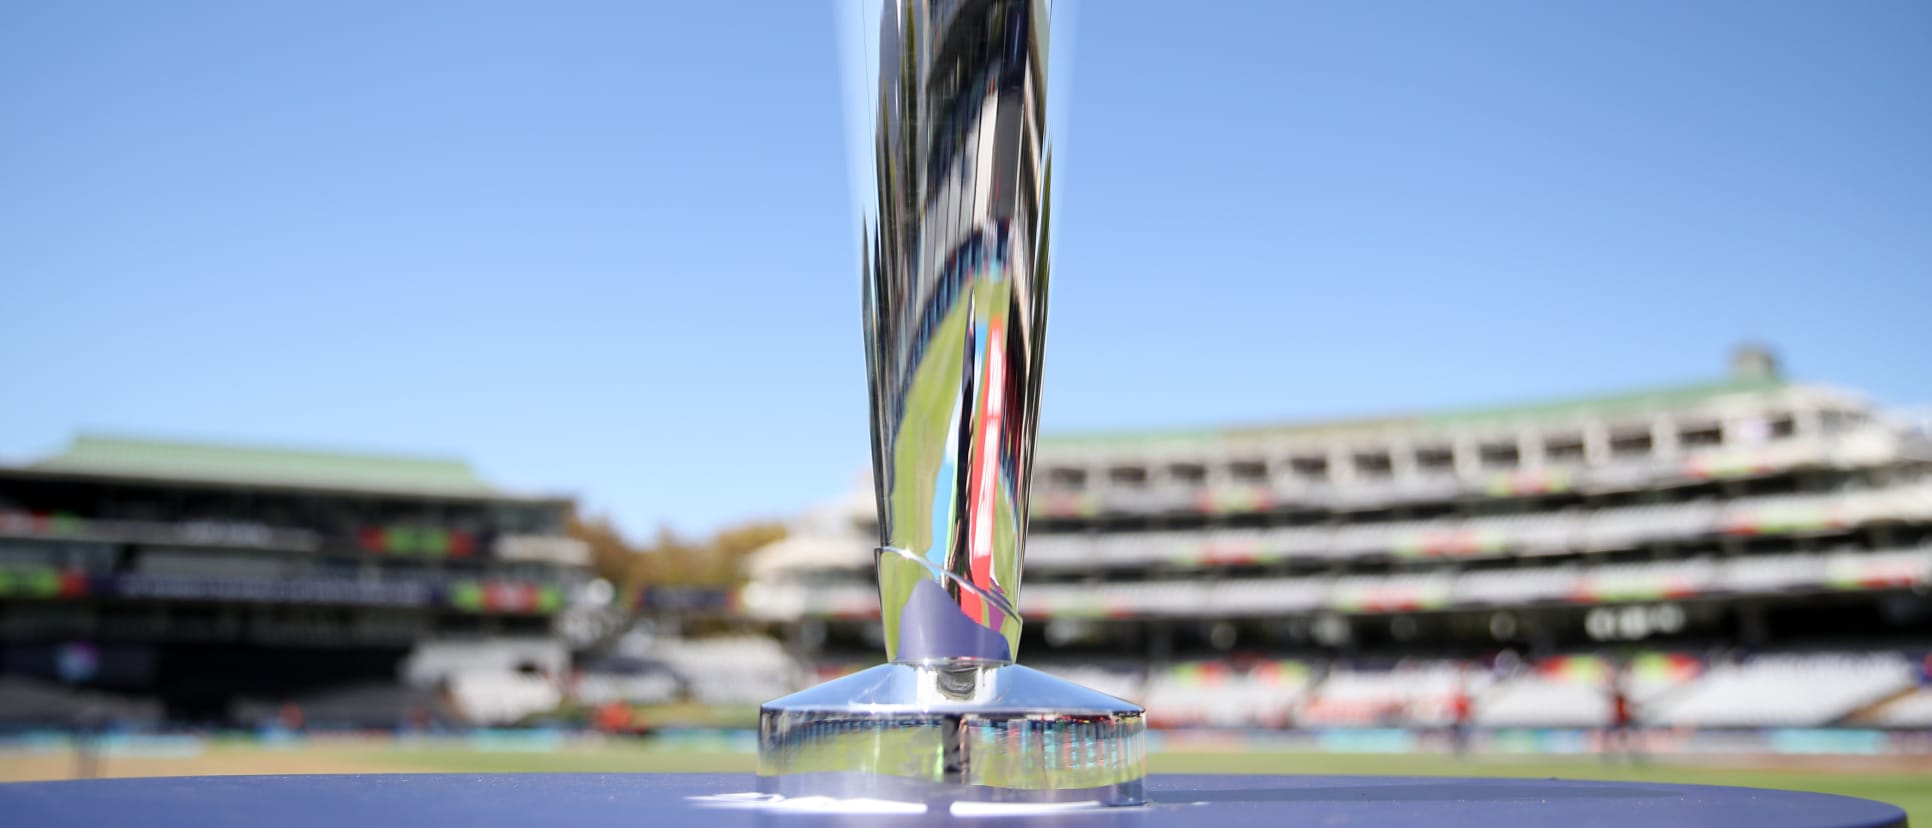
[0,435,591,729]
[740,348,1932,744]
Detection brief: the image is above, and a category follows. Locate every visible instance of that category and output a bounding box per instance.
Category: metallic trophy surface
[758,0,1145,805]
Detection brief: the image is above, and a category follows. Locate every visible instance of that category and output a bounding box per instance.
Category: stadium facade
[0,435,590,726]
[745,350,1932,732]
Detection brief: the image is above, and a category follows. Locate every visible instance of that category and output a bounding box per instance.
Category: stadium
[0,435,593,729]
[6,349,1929,806]
[741,347,1932,747]
[3,368,1929,818]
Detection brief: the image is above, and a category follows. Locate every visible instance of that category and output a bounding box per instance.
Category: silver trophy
[758,0,1145,805]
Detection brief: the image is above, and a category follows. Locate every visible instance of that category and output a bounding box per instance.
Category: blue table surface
[0,773,1908,828]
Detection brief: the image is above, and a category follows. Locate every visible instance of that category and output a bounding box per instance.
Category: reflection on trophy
[757,0,1146,805]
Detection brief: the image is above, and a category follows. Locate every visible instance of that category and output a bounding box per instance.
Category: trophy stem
[759,0,1145,804]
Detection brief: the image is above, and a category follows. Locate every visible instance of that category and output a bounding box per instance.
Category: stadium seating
[1337,519,1465,558]
[1452,565,1580,606]
[1573,558,1718,602]
[1032,663,1147,707]
[1301,662,1477,727]
[1329,572,1456,613]
[1464,511,1579,555]
[234,683,448,731]
[1574,500,1719,551]
[1475,653,1701,728]
[1265,526,1337,560]
[1868,689,1932,727]
[398,640,571,725]
[1823,547,1932,589]
[1141,660,1309,728]
[0,678,163,728]
[788,649,1928,732]
[1474,677,1607,728]
[1023,489,1930,573]
[1721,553,1828,593]
[571,662,683,707]
[652,636,800,706]
[1014,545,1931,619]
[401,640,569,688]
[1718,492,1844,535]
[1651,653,1917,727]
[1024,534,1093,567]
[1210,577,1331,615]
[447,673,560,725]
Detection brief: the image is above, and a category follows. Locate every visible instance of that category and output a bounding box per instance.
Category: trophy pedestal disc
[758,662,1145,806]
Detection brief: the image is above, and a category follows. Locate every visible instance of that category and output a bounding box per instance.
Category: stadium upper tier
[746,544,1932,621]
[1030,379,1922,521]
[1024,483,1932,570]
[742,364,1932,627]
[0,435,592,632]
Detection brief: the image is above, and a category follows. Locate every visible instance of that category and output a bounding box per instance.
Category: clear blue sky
[2,1,1927,537]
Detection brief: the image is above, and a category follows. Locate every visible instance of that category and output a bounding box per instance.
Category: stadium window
[1768,414,1796,439]
[1352,451,1393,479]
[1610,429,1653,458]
[1680,423,1723,448]
[1350,508,1394,525]
[1414,445,1455,474]
[503,616,551,636]
[1044,467,1087,491]
[1228,460,1269,485]
[1288,455,1328,482]
[0,540,58,567]
[1408,501,1455,520]
[1166,462,1208,486]
[63,542,117,573]
[1107,466,1148,488]
[1478,441,1520,469]
[527,506,565,535]
[1166,513,1209,531]
[1819,410,1852,434]
[437,615,487,635]
[1225,511,1267,529]
[1544,435,1586,464]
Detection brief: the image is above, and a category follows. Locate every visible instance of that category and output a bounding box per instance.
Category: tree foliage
[567,514,788,608]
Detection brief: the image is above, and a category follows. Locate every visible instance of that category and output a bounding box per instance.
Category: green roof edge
[1038,376,1788,449]
[27,433,501,496]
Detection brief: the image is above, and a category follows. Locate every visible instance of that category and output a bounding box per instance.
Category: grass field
[1,739,1925,822]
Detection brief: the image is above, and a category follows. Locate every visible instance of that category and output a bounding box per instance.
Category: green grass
[334,743,1928,823]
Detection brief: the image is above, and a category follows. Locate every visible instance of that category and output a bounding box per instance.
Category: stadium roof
[1039,376,1789,449]
[17,434,558,501]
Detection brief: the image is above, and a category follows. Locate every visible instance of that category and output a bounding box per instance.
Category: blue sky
[2,1,1927,537]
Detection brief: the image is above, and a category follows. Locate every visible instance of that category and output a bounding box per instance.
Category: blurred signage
[112,574,434,606]
[638,587,737,614]
[446,580,562,614]
[358,526,476,557]
[0,566,91,598]
[0,511,319,552]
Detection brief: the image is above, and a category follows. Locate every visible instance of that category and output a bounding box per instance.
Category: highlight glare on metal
[758,0,1144,805]
[859,0,1051,664]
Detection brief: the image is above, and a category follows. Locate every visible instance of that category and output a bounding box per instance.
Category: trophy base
[757,662,1146,806]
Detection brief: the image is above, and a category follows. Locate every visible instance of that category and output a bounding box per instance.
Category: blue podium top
[0,773,1906,828]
